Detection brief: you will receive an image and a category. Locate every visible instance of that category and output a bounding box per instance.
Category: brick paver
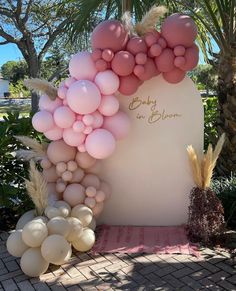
[0,231,235,290]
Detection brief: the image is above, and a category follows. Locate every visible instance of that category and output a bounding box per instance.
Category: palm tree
[67,0,235,176]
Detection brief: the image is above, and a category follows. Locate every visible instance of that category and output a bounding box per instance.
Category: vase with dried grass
[187,134,226,244]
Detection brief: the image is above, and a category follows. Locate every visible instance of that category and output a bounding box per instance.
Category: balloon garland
[6,11,199,277]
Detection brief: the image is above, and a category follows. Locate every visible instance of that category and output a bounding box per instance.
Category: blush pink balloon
[161,13,198,48]
[157,37,167,49]
[126,37,148,55]
[119,74,140,95]
[45,126,63,141]
[47,140,76,164]
[111,51,135,76]
[138,58,159,81]
[39,95,62,113]
[91,49,102,61]
[63,128,86,147]
[135,53,147,65]
[63,184,85,207]
[179,44,199,71]
[98,95,119,116]
[95,59,108,71]
[67,80,101,114]
[94,70,120,95]
[54,106,76,128]
[133,65,145,77]
[163,68,186,84]
[174,56,186,68]
[57,86,67,99]
[65,77,76,87]
[32,111,54,133]
[91,20,128,52]
[144,31,159,47]
[155,48,175,72]
[149,44,162,57]
[93,202,104,217]
[85,129,116,159]
[69,52,97,81]
[92,111,104,128]
[103,111,130,140]
[102,49,114,62]
[73,121,85,133]
[174,45,186,56]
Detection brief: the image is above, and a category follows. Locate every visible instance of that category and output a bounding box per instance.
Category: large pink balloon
[103,111,130,140]
[98,95,119,116]
[118,74,140,95]
[179,44,199,71]
[163,68,186,84]
[39,95,62,113]
[45,126,63,141]
[32,111,54,133]
[126,37,148,55]
[67,80,101,114]
[94,70,120,95]
[91,20,128,52]
[155,48,175,73]
[111,51,135,76]
[54,106,76,128]
[47,140,76,164]
[63,128,86,147]
[85,129,116,159]
[161,13,198,48]
[69,52,97,81]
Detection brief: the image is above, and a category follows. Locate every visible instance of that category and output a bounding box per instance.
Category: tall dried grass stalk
[121,11,134,35]
[25,160,48,215]
[24,78,57,100]
[135,6,168,36]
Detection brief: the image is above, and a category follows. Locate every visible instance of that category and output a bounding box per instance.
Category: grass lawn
[0,98,31,119]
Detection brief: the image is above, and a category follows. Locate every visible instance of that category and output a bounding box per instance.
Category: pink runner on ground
[92,225,200,257]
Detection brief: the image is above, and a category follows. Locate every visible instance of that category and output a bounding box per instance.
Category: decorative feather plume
[187,145,202,188]
[135,5,168,36]
[24,78,58,100]
[15,150,45,161]
[121,11,134,35]
[25,160,48,215]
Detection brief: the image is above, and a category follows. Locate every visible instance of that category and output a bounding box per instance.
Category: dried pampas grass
[187,134,225,190]
[25,160,48,215]
[121,11,134,35]
[24,78,57,100]
[135,5,168,36]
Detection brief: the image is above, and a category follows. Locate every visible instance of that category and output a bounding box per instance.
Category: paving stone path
[0,232,235,291]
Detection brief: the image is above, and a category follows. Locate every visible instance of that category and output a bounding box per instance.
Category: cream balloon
[72,228,95,252]
[16,210,35,230]
[88,217,96,231]
[47,217,70,237]
[44,206,61,219]
[71,204,93,227]
[6,230,28,257]
[22,221,48,247]
[54,200,71,214]
[66,217,83,242]
[32,216,49,224]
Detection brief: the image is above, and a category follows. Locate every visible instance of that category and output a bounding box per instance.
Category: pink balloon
[43,166,59,183]
[57,86,67,100]
[91,111,104,128]
[32,111,54,133]
[73,121,85,133]
[163,68,186,84]
[174,56,186,68]
[138,58,159,81]
[126,37,148,55]
[149,44,162,57]
[111,51,135,76]
[102,49,114,62]
[67,80,101,114]
[54,106,76,128]
[45,126,63,141]
[119,74,140,95]
[144,31,159,47]
[83,115,94,126]
[179,44,199,71]
[135,53,147,65]
[103,111,130,140]
[95,59,108,71]
[91,49,102,61]
[63,128,86,147]
[82,174,100,189]
[39,95,62,113]
[65,77,76,87]
[63,184,85,207]
[157,37,167,49]
[174,45,186,56]
[161,13,198,48]
[93,202,104,217]
[94,70,120,95]
[47,140,76,164]
[98,95,119,116]
[69,52,97,81]
[91,20,128,52]
[133,65,145,76]
[155,48,175,72]
[85,129,116,159]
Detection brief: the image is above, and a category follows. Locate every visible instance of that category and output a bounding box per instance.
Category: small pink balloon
[83,115,94,126]
[67,80,101,114]
[144,31,159,47]
[39,95,62,113]
[161,13,198,48]
[91,49,102,61]
[43,166,59,183]
[119,74,140,95]
[56,182,66,193]
[179,44,199,71]
[95,59,108,71]
[174,56,186,67]
[57,86,67,99]
[69,52,97,81]
[73,121,85,133]
[95,190,106,202]
[47,140,76,164]
[135,53,147,65]
[77,144,86,152]
[163,67,186,84]
[65,77,76,87]
[45,126,63,141]
[138,58,159,81]
[54,106,76,129]
[111,51,135,76]
[32,110,54,133]
[93,202,104,217]
[40,158,52,170]
[71,168,85,183]
[82,174,100,189]
[63,128,86,147]
[83,126,93,135]
[76,115,83,121]
[98,95,119,116]
[103,111,130,140]
[95,70,119,95]
[158,37,167,48]
[63,183,85,207]
[56,162,67,173]
[85,129,116,159]
[155,48,175,72]
[61,170,73,182]
[133,65,145,77]
[102,49,114,62]
[86,186,97,197]
[126,37,148,54]
[92,111,104,128]
[91,20,128,52]
[67,160,78,172]
[75,152,96,169]
[149,44,162,57]
[84,197,96,209]
[174,45,186,56]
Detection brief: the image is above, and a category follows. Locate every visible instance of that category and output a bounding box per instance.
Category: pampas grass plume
[24,78,57,100]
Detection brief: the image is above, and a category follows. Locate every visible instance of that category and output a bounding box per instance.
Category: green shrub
[211,175,236,228]
[203,97,218,149]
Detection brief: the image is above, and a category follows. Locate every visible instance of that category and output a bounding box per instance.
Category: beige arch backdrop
[99,74,204,226]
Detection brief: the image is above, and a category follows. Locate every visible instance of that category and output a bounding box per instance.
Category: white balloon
[72,228,95,252]
[6,230,28,257]
[16,210,35,230]
[66,217,83,242]
[22,221,48,248]
[47,217,70,237]
[71,204,93,227]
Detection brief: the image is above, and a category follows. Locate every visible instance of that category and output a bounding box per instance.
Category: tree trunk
[216,52,236,176]
[28,58,40,113]
[121,0,132,14]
